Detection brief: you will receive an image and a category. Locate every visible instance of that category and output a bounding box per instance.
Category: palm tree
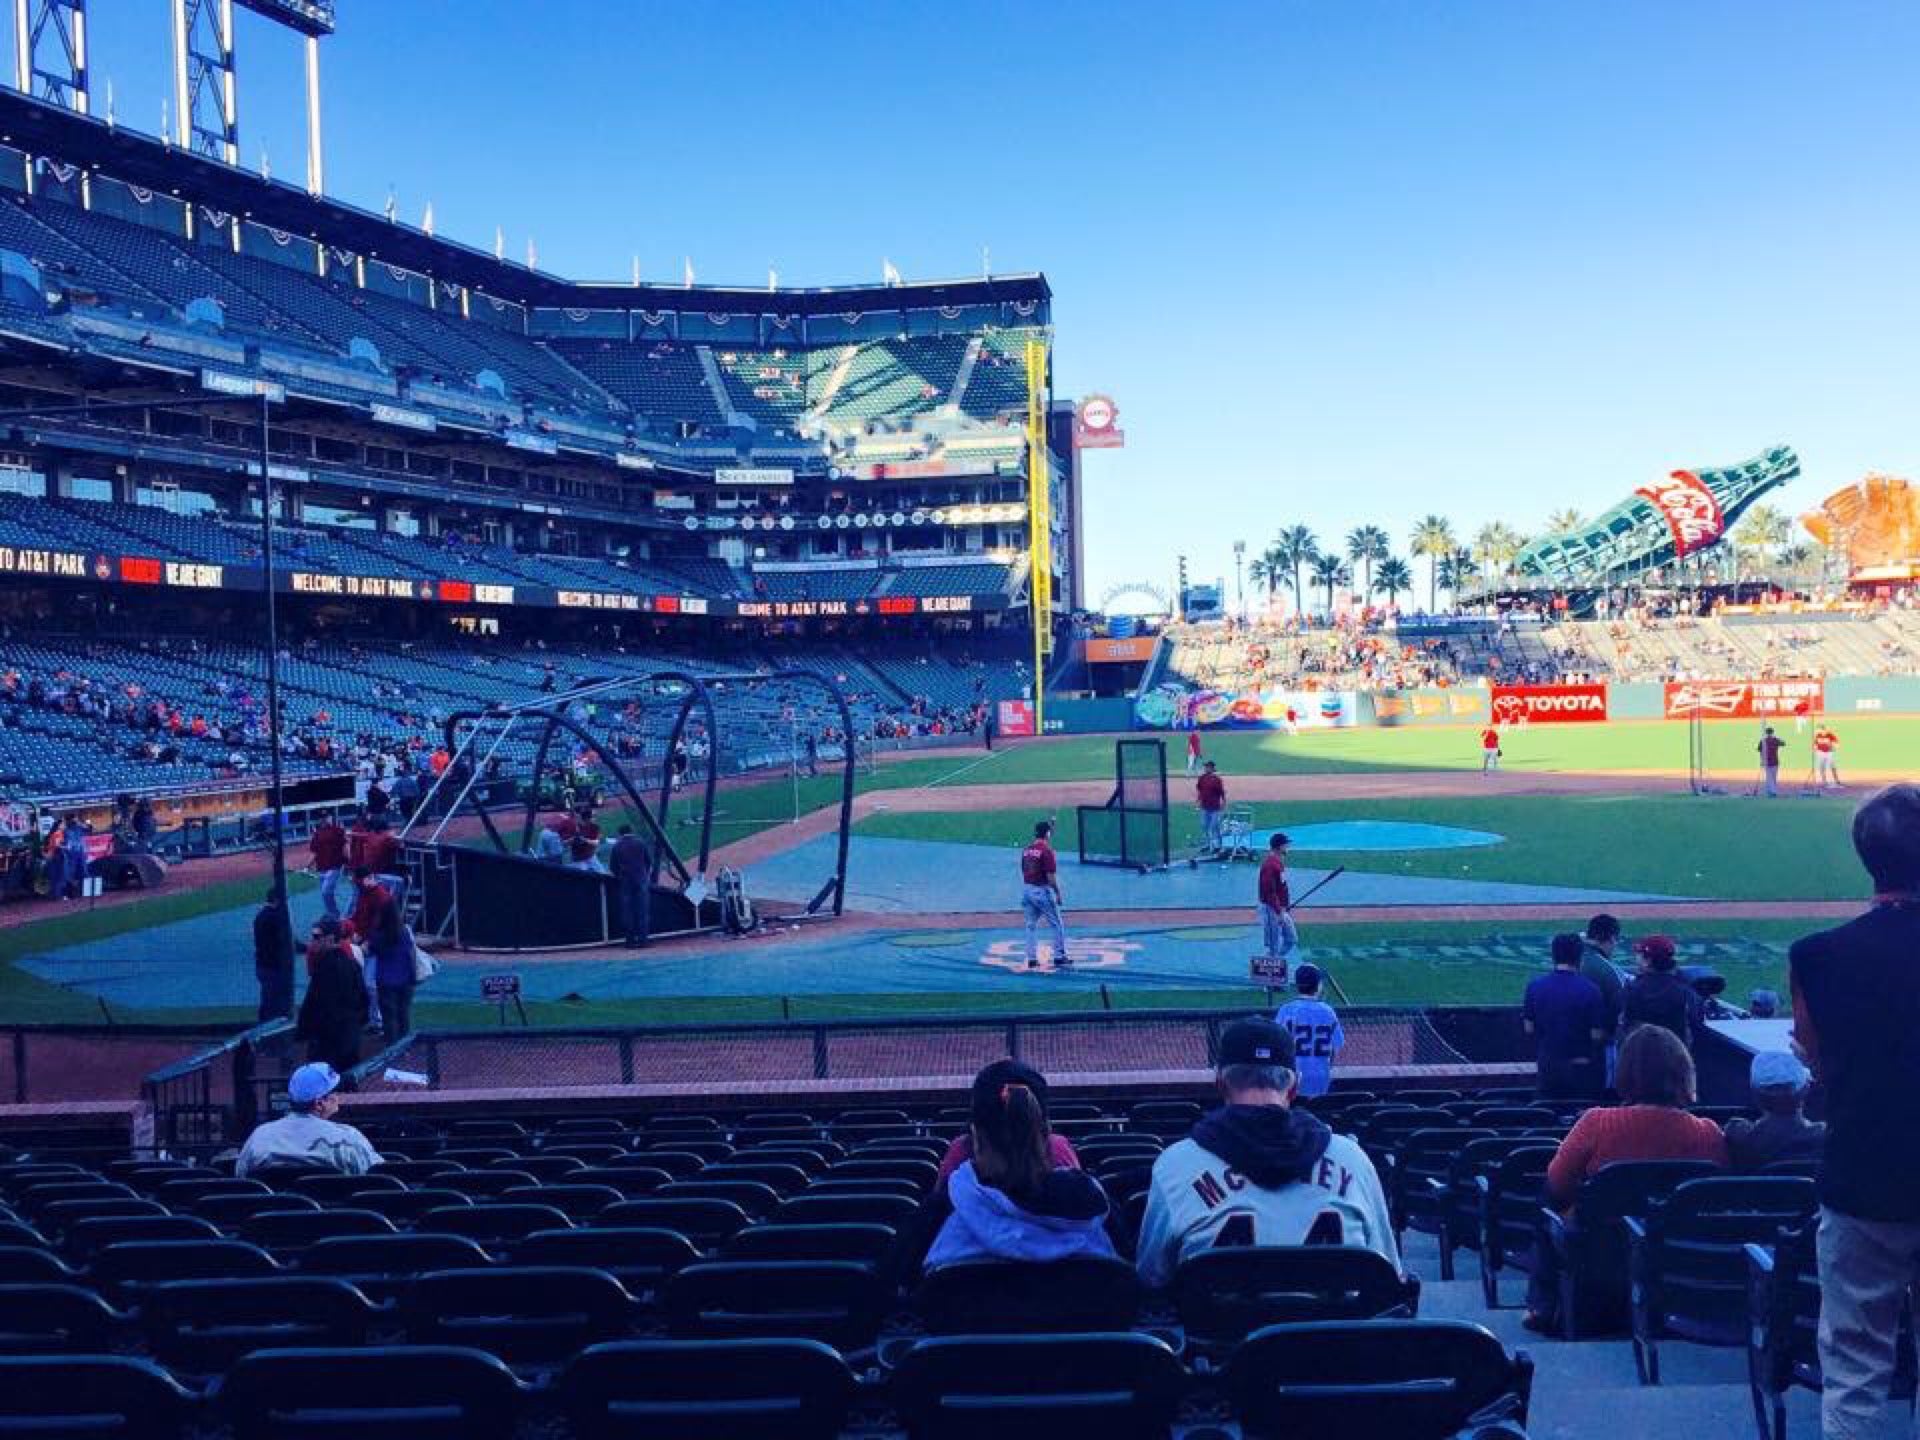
[1273,526,1320,614]
[1409,515,1456,612]
[1544,508,1586,535]
[1247,553,1274,602]
[1373,556,1413,607]
[1732,503,1791,576]
[1471,522,1526,584]
[1309,552,1351,614]
[1437,546,1476,602]
[1345,525,1391,598]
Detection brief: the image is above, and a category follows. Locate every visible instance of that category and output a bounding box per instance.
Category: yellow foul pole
[1024,336,1052,736]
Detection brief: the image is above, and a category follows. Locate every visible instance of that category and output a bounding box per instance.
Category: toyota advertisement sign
[1489,683,1610,725]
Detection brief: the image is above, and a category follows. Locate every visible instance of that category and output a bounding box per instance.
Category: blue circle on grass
[1252,821,1502,852]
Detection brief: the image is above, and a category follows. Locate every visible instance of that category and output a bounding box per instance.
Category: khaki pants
[1819,1207,1920,1439]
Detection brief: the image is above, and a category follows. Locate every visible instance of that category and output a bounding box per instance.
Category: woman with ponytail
[924,1062,1116,1270]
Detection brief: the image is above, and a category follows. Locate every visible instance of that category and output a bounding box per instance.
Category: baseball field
[1,715,1906,1028]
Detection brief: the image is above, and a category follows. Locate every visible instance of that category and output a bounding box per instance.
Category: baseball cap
[1634,935,1677,968]
[1217,1017,1296,1069]
[1751,1052,1810,1092]
[287,1062,341,1106]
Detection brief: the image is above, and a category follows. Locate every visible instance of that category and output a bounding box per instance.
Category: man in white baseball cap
[235,1061,382,1178]
[1721,1050,1825,1172]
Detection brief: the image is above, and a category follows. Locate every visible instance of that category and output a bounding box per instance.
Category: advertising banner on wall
[1663,678,1824,720]
[1371,688,1492,727]
[1131,685,1359,731]
[1086,636,1157,664]
[1489,683,1609,725]
[997,699,1036,738]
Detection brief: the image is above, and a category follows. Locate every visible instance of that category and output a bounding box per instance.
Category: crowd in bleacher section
[1159,597,1920,692]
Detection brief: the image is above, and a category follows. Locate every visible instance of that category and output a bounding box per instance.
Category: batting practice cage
[1077,737,1171,871]
[398,669,857,951]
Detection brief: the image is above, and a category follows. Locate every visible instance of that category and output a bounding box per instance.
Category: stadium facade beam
[12,0,88,114]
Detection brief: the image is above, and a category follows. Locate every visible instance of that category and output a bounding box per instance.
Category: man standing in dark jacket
[609,826,652,948]
[1789,784,1920,1439]
[1580,914,1627,1078]
[296,919,366,1075]
[1620,935,1703,1049]
[252,888,294,1022]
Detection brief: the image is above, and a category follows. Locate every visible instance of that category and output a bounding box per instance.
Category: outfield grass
[858,793,1869,902]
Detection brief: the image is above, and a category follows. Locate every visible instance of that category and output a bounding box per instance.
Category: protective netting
[1076,804,1170,869]
[347,1007,1470,1094]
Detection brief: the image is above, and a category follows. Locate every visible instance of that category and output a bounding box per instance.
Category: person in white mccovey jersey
[1134,1017,1399,1288]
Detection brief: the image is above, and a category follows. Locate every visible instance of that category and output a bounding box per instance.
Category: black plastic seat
[1391,1127,1496,1242]
[777,1192,919,1229]
[664,1259,888,1350]
[499,1184,623,1221]
[564,1337,857,1440]
[1543,1159,1723,1337]
[891,1332,1187,1440]
[917,1254,1142,1335]
[0,1165,92,1201]
[598,1198,750,1248]
[736,1142,840,1173]
[287,1172,407,1203]
[631,1149,713,1178]
[352,1188,473,1226]
[400,1265,637,1367]
[62,1213,222,1262]
[190,1192,321,1228]
[16,1181,138,1220]
[438,1170,538,1200]
[296,1232,493,1300]
[700,1162,813,1195]
[803,1177,924,1202]
[218,1344,523,1440]
[742,1111,814,1129]
[492,1155,587,1183]
[0,1245,80,1283]
[1426,1137,1543,1282]
[37,1197,168,1234]
[0,1221,49,1250]
[539,1144,628,1165]
[92,1238,280,1298]
[643,1115,723,1135]
[722,1221,899,1267]
[369,1159,462,1185]
[417,1203,571,1249]
[548,1118,631,1138]
[153,1176,270,1208]
[657,1179,782,1219]
[453,1120,530,1141]
[0,1354,195,1438]
[0,1281,123,1353]
[141,1275,379,1375]
[825,1158,938,1192]
[242,1208,398,1254]
[569,1166,673,1198]
[1226,1319,1533,1440]
[1172,1246,1421,1351]
[1475,1145,1557,1308]
[1627,1176,1817,1384]
[436,1147,521,1168]
[517,1226,700,1298]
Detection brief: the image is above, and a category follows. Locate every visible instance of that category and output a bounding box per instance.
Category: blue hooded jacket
[924,1160,1117,1269]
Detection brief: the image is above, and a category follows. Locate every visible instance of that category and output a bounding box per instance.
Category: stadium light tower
[169,0,332,181]
[12,0,89,112]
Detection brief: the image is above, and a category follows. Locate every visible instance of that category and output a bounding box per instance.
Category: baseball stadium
[0,5,1912,1439]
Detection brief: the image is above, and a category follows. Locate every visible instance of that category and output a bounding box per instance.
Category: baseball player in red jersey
[1813,724,1842,790]
[1481,724,1501,773]
[1186,729,1203,775]
[1019,819,1070,970]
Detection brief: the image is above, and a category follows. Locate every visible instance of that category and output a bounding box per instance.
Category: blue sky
[67,1,1920,602]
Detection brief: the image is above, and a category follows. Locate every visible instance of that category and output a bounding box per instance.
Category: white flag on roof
[768,266,778,292]
[683,256,696,289]
[422,201,434,237]
[882,258,902,286]
[494,226,505,261]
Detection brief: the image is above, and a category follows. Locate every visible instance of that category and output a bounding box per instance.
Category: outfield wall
[1040,674,1920,735]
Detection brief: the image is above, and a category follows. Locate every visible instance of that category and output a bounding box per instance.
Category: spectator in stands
[609,825,652,948]
[364,896,417,1045]
[1723,1051,1825,1172]
[308,812,347,921]
[1524,934,1608,1099]
[1196,760,1227,853]
[1019,820,1070,970]
[935,1059,1082,1188]
[252,887,295,1022]
[1525,1024,1729,1332]
[1620,934,1702,1049]
[392,767,420,819]
[1135,1018,1398,1286]
[130,797,156,849]
[1789,783,1920,1439]
[235,1062,379,1178]
[1274,964,1344,1098]
[923,1065,1114,1270]
[296,920,368,1076]
[1580,913,1627,1077]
